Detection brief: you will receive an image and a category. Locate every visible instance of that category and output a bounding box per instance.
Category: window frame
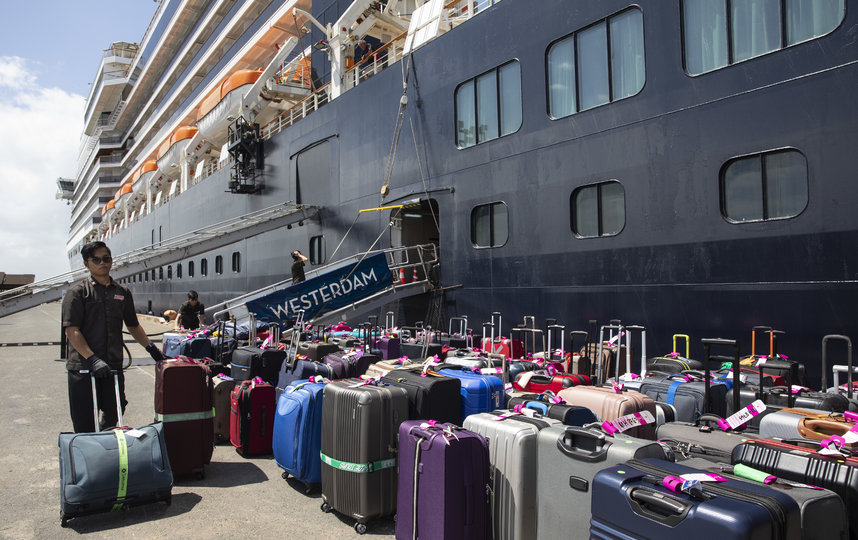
[215,255,223,275]
[454,60,522,149]
[570,180,627,238]
[310,236,326,265]
[719,147,809,223]
[231,252,241,273]
[546,6,645,120]
[470,201,510,249]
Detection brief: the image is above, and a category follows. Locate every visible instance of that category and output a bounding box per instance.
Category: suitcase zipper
[627,459,788,539]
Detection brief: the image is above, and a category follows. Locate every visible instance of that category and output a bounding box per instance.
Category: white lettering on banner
[265,267,385,320]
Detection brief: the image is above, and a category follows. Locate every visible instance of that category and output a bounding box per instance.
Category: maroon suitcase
[154,358,214,477]
[230,379,275,456]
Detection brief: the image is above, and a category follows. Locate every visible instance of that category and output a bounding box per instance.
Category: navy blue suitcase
[276,357,335,393]
[590,457,801,540]
[504,395,597,426]
[273,380,325,489]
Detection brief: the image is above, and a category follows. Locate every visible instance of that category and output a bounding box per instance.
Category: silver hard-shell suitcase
[462,411,561,540]
[535,424,673,540]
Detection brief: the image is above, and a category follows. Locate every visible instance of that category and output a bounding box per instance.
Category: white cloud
[0,56,81,281]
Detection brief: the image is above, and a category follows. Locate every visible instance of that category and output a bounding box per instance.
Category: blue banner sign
[245,253,393,325]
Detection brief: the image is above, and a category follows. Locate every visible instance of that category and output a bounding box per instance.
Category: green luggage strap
[112,430,129,511]
[319,452,396,474]
[155,408,215,423]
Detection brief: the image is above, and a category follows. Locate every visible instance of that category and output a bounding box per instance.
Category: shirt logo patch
[114,295,124,301]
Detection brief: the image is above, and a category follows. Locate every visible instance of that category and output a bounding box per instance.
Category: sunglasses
[89,255,113,265]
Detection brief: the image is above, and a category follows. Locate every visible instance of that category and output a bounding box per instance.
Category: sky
[0,1,159,282]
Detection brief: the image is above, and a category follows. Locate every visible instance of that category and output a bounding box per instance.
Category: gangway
[210,243,438,328]
[0,202,318,318]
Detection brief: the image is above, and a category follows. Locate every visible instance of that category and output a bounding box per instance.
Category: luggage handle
[449,316,468,337]
[627,487,691,522]
[547,324,565,362]
[757,330,793,407]
[491,312,502,338]
[626,325,646,379]
[90,371,123,432]
[556,426,610,463]
[384,311,395,332]
[510,327,545,359]
[596,324,624,384]
[823,334,853,398]
[702,338,740,414]
[522,401,549,415]
[750,325,772,358]
[482,321,507,386]
[798,418,856,441]
[672,334,690,358]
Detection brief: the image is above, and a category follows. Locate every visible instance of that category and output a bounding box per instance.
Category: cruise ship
[36,0,858,381]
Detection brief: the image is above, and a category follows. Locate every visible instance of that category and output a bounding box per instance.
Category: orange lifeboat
[196,69,263,142]
[156,126,198,173]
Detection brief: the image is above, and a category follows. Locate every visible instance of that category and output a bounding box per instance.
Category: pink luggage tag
[600,410,655,435]
[492,410,523,421]
[619,373,640,382]
[516,371,535,388]
[512,404,538,418]
[609,379,624,393]
[537,391,565,404]
[346,378,377,388]
[790,385,810,394]
[844,411,858,423]
[717,400,766,431]
[479,367,503,375]
[679,473,728,483]
[421,355,441,377]
[545,364,558,377]
[819,423,858,456]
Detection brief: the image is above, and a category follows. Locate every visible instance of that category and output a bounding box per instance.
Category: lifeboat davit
[156,126,198,175]
[196,69,263,143]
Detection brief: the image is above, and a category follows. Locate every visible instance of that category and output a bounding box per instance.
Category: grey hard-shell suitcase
[656,414,760,462]
[535,424,673,540]
[462,411,562,540]
[319,380,408,534]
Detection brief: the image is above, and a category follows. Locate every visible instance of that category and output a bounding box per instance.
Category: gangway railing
[210,243,438,326]
[0,202,319,318]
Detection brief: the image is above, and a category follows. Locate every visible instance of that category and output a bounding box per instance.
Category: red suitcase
[154,358,214,477]
[230,378,275,456]
[512,371,591,393]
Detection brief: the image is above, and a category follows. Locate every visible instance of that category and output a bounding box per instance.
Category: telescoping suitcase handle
[90,371,123,432]
[757,330,794,408]
[822,334,853,398]
[547,324,565,362]
[483,321,508,386]
[625,325,646,379]
[596,324,623,385]
[702,338,740,415]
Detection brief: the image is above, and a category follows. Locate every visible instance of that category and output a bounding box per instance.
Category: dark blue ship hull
[108,0,858,386]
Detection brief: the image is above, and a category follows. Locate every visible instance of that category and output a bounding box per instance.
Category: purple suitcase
[374,336,401,360]
[322,349,377,379]
[395,420,491,540]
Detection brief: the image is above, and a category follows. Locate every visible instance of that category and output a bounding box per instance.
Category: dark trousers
[67,369,127,433]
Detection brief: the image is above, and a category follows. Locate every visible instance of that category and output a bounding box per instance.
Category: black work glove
[146,343,165,362]
[86,354,112,378]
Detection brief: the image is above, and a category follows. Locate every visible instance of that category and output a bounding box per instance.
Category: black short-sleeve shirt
[177,301,205,330]
[61,277,140,370]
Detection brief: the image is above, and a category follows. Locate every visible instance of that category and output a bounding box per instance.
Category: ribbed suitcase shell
[320,380,408,526]
[590,458,801,540]
[681,457,848,540]
[395,421,491,540]
[381,369,462,425]
[732,437,858,539]
[154,360,214,476]
[535,425,672,540]
[58,423,173,523]
[230,380,275,456]
[438,368,504,420]
[273,381,325,487]
[463,412,562,540]
[556,386,657,439]
[212,376,235,442]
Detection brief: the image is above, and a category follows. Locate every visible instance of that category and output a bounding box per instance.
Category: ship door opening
[390,198,439,281]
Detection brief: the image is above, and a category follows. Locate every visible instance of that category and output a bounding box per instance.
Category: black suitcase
[732,438,858,539]
[381,369,462,425]
[230,346,287,386]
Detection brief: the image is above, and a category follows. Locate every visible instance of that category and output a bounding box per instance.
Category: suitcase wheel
[60,512,69,528]
[281,471,290,480]
[320,501,332,513]
[354,522,367,535]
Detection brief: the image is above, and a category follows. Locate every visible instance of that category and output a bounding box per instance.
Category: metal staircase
[0,202,318,318]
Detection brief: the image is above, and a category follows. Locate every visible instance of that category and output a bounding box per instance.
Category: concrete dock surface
[0,302,396,539]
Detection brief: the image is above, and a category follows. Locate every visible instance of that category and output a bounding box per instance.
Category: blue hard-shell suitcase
[438,367,504,420]
[273,380,325,488]
[590,457,801,540]
[276,357,335,393]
